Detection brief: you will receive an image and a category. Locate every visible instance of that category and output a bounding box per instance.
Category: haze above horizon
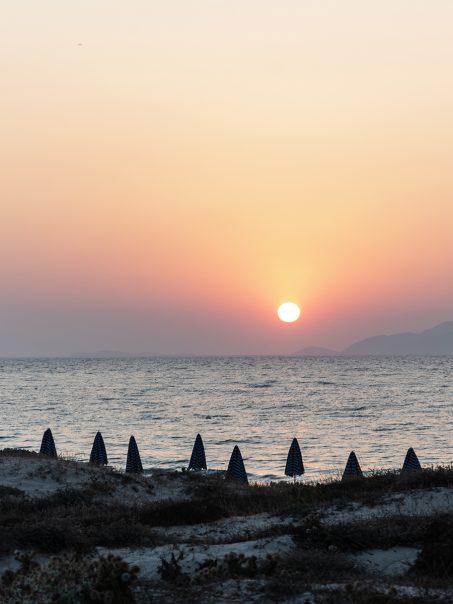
[1,1,453,356]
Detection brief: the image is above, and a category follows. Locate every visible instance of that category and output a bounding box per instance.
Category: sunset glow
[1,7,452,597]
[1,1,453,356]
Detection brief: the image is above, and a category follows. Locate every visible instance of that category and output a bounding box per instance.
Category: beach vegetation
[157,551,185,582]
[2,452,453,601]
[411,516,453,579]
[0,552,139,603]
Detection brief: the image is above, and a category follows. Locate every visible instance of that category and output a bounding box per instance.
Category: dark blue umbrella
[285,437,304,478]
[89,431,108,465]
[402,447,422,473]
[342,450,363,480]
[39,428,57,457]
[188,433,207,471]
[126,435,143,474]
[227,445,248,484]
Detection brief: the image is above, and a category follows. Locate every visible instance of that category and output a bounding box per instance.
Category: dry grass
[293,513,442,552]
[3,452,453,602]
[410,516,453,580]
[185,465,453,520]
[0,448,41,459]
[1,454,453,561]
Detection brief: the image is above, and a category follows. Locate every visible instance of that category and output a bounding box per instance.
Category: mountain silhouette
[295,321,453,356]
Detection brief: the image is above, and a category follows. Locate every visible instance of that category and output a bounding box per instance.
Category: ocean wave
[1,356,452,479]
[247,380,276,388]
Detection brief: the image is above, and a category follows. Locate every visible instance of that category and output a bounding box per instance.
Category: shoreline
[0,443,438,485]
[2,356,452,483]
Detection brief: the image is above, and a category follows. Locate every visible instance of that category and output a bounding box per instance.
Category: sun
[277,302,301,323]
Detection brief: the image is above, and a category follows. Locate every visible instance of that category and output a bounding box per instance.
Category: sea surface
[0,357,452,481]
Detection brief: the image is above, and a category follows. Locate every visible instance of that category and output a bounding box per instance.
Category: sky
[1,0,453,356]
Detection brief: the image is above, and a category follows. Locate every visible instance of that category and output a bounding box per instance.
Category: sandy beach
[1,449,453,603]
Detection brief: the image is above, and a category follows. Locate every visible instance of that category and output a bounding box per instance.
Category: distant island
[295,320,453,356]
[68,350,140,359]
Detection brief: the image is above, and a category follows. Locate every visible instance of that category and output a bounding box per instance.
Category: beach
[2,358,453,602]
[3,0,453,599]
[1,449,453,602]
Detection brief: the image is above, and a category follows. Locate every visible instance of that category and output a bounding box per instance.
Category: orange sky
[1,1,453,355]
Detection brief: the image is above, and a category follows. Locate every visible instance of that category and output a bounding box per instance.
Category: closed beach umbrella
[342,450,363,480]
[89,431,108,465]
[402,447,422,473]
[227,445,248,484]
[188,433,207,471]
[285,437,304,478]
[126,435,143,474]
[39,428,57,457]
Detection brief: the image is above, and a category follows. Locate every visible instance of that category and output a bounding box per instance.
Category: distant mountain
[293,346,339,357]
[69,350,141,359]
[343,321,453,356]
[294,321,453,357]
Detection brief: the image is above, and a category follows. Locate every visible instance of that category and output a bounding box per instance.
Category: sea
[0,356,452,482]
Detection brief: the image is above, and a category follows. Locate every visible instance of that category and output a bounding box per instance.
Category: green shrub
[157,551,185,582]
[0,551,139,603]
[411,516,453,579]
[139,500,225,526]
